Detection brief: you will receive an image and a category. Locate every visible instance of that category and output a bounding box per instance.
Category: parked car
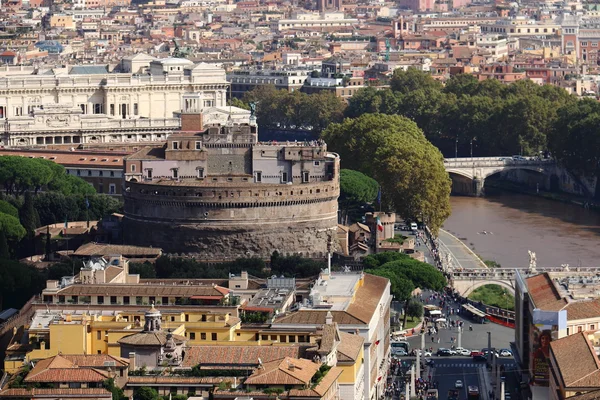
[470,350,481,357]
[410,222,418,231]
[500,349,513,357]
[472,351,486,361]
[437,348,453,357]
[455,380,464,389]
[455,347,471,356]
[418,350,432,357]
[394,349,408,357]
[512,155,527,161]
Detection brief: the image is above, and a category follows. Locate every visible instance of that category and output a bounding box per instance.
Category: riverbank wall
[486,179,600,210]
[494,167,596,198]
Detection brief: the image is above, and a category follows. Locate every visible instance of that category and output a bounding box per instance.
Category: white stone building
[0,57,230,147]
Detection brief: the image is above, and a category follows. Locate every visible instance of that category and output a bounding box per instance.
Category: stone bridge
[444,157,556,196]
[451,266,600,297]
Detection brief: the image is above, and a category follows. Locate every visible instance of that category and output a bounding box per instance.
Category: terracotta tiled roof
[346,274,389,323]
[0,388,112,398]
[127,376,232,385]
[25,368,108,383]
[104,265,123,283]
[60,354,129,368]
[337,331,364,363]
[564,299,600,321]
[526,273,568,311]
[245,357,318,386]
[126,146,166,161]
[274,310,365,325]
[74,243,162,257]
[289,366,343,397]
[318,323,339,354]
[0,149,128,169]
[550,332,600,388]
[182,345,300,368]
[54,283,228,298]
[118,331,186,346]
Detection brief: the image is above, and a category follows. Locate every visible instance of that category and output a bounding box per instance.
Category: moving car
[472,351,486,361]
[418,349,433,357]
[468,385,480,399]
[455,347,471,356]
[499,349,513,357]
[437,348,453,356]
[455,380,464,388]
[448,389,460,400]
[426,389,438,400]
[410,222,418,231]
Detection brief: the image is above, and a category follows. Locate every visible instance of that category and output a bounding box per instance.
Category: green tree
[406,298,424,320]
[0,212,26,242]
[134,387,159,400]
[339,169,379,224]
[227,97,250,110]
[390,68,443,95]
[0,229,9,259]
[20,191,39,237]
[548,99,600,192]
[129,262,157,279]
[0,200,19,219]
[103,379,126,400]
[443,74,479,96]
[322,114,451,233]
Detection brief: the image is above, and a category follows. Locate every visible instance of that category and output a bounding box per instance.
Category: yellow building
[12,306,240,368]
[49,14,75,30]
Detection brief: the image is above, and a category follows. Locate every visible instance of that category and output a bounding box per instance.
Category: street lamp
[455,137,458,159]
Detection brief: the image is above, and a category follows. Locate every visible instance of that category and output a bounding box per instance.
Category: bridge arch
[457,280,515,297]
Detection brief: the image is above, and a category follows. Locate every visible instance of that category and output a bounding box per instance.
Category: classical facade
[0,58,229,147]
[122,115,340,258]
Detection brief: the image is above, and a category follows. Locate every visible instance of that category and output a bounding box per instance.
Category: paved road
[438,228,488,270]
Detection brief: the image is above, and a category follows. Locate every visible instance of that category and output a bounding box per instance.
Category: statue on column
[528,250,537,273]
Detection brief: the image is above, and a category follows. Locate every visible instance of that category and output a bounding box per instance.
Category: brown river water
[443,189,600,268]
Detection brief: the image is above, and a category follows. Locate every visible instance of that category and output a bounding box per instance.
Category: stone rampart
[123,180,339,258]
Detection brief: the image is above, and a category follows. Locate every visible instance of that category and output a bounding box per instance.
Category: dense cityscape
[0,0,599,399]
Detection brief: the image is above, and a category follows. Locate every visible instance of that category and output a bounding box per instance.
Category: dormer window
[172,141,179,150]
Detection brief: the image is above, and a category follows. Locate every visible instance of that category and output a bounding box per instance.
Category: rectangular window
[110,104,115,115]
[88,170,92,176]
[109,184,116,194]
[162,297,169,304]
[201,333,206,340]
[190,332,195,340]
[99,171,103,177]
[211,333,217,341]
[133,103,138,115]
[15,106,22,116]
[173,169,178,179]
[203,100,214,107]
[94,103,103,114]
[593,42,598,47]
[195,141,201,150]
[197,168,204,179]
[591,324,595,330]
[255,171,262,183]
[314,161,320,166]
[110,296,117,304]
[173,141,179,150]
[281,172,288,183]
[136,296,143,305]
[97,296,104,304]
[578,326,583,332]
[261,334,268,340]
[97,331,101,340]
[302,171,309,183]
[147,169,153,179]
[123,296,130,305]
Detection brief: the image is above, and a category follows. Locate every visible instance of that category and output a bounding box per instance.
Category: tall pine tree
[0,229,9,259]
[20,191,39,256]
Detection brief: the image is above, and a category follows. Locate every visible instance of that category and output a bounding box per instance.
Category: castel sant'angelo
[122,110,340,259]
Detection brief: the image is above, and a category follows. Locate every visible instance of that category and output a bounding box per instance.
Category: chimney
[128,352,136,372]
[180,112,203,132]
[325,311,333,325]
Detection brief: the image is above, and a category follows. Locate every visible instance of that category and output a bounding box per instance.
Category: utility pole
[458,325,462,349]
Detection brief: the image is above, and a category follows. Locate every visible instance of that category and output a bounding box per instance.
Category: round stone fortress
[123,117,340,259]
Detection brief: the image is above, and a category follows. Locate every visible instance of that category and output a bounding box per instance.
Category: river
[443,189,600,268]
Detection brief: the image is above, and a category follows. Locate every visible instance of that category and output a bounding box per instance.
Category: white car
[500,349,513,357]
[455,380,464,388]
[455,347,471,356]
[418,350,432,357]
